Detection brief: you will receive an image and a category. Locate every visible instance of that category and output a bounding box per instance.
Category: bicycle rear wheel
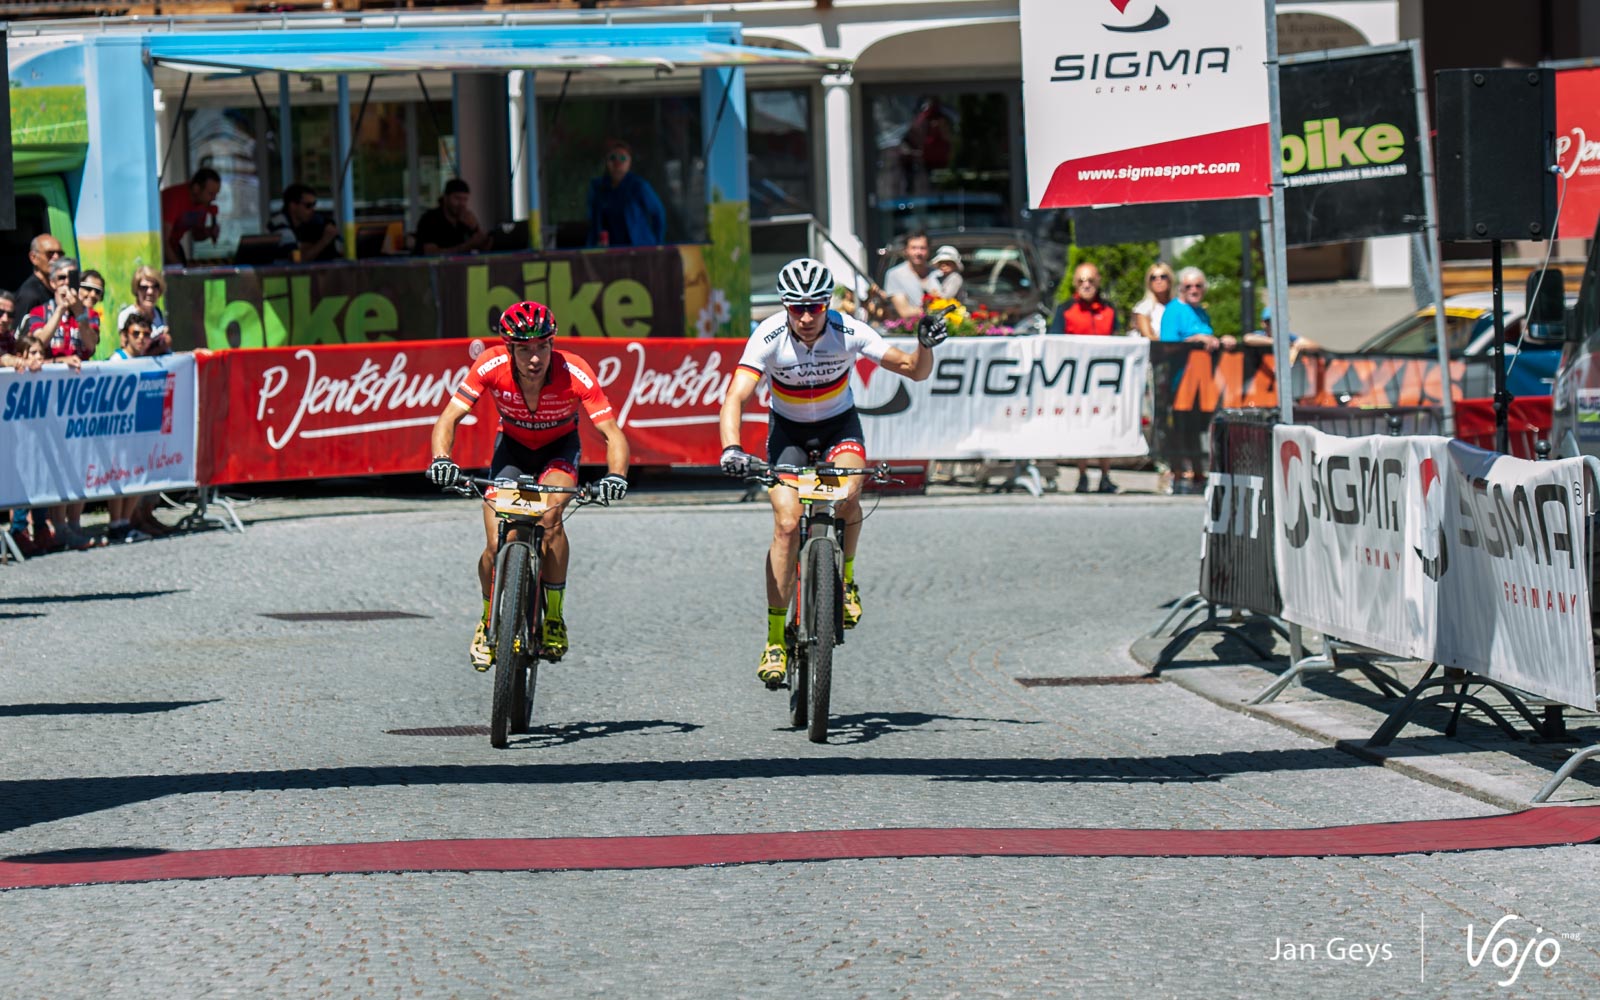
[491,541,533,749]
[805,540,838,743]
[510,548,542,735]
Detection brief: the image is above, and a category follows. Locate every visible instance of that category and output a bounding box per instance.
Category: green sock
[544,583,565,621]
[767,606,787,646]
[843,557,855,585]
[481,598,490,623]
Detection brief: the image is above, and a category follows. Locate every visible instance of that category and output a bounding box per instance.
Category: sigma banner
[0,356,199,507]
[1281,48,1425,247]
[1019,0,1272,208]
[854,336,1149,460]
[1274,425,1595,710]
[1555,66,1600,240]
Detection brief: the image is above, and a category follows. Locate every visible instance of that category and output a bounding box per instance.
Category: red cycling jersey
[450,345,615,449]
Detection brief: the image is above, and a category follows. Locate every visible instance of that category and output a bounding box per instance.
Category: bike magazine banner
[1200,411,1282,616]
[1019,0,1272,208]
[0,355,198,507]
[1556,67,1600,239]
[1281,48,1425,247]
[1273,425,1594,710]
[854,336,1149,460]
[165,246,698,351]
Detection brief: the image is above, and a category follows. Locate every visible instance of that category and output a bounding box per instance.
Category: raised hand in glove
[916,308,951,349]
[427,456,461,488]
[720,445,754,478]
[594,474,629,504]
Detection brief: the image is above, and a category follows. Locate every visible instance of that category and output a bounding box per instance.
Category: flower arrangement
[882,296,1017,337]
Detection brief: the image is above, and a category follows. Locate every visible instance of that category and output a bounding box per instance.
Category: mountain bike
[746,458,916,743]
[446,474,599,748]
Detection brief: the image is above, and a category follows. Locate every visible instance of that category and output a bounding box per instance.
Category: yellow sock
[481,598,490,623]
[545,583,565,621]
[843,557,855,585]
[767,606,787,646]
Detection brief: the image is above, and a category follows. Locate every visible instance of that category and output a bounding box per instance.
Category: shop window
[539,94,704,249]
[862,87,1014,251]
[749,88,813,220]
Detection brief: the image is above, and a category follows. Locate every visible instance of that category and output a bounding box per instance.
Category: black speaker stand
[1491,239,1511,454]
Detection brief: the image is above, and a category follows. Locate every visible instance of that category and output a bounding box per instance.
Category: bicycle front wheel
[511,547,543,735]
[491,541,534,749]
[805,540,838,744]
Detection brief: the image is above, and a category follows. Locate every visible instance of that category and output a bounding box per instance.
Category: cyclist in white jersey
[719,257,949,686]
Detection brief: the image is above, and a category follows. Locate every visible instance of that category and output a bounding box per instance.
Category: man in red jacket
[1049,262,1120,493]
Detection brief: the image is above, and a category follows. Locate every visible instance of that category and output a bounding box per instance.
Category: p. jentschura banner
[0,355,198,507]
[1020,0,1273,208]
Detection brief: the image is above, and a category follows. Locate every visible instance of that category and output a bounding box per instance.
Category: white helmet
[776,257,833,306]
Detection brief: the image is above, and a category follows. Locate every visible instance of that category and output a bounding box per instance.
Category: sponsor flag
[1020,0,1273,208]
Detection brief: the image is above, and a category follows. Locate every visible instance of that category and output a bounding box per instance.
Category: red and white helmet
[496,300,558,341]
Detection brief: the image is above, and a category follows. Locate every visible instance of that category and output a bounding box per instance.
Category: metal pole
[1492,239,1510,453]
[1265,1,1303,672]
[278,73,293,192]
[1409,39,1457,435]
[1240,226,1255,334]
[336,74,355,261]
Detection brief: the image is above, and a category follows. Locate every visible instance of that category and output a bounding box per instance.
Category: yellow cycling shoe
[540,618,569,662]
[757,643,788,689]
[843,582,863,630]
[470,619,492,672]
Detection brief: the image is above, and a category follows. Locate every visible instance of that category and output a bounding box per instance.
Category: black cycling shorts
[765,409,867,472]
[490,430,582,483]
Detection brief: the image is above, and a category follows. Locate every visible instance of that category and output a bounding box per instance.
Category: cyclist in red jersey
[427,301,631,669]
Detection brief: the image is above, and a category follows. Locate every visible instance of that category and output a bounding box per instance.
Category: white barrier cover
[853,336,1149,460]
[1274,425,1595,710]
[0,355,199,507]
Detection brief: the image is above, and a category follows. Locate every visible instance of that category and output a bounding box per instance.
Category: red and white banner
[1555,67,1600,240]
[0,356,198,507]
[1274,425,1594,711]
[1019,0,1273,208]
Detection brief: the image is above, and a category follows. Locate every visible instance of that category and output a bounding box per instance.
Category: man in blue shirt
[1157,266,1222,494]
[587,141,667,248]
[1159,266,1222,347]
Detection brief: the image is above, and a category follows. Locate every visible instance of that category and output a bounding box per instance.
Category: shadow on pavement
[0,589,188,606]
[3,846,169,864]
[0,700,218,718]
[818,712,1040,746]
[510,719,704,749]
[0,747,1366,835]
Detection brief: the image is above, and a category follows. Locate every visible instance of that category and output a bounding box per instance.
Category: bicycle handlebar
[743,460,917,487]
[445,475,599,503]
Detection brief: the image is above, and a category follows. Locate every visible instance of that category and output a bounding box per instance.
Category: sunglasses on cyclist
[787,302,827,316]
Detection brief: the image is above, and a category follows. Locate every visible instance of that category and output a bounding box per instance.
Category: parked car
[1354,291,1573,398]
[873,228,1061,330]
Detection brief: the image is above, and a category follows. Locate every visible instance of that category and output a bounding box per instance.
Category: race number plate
[795,473,846,501]
[491,489,550,517]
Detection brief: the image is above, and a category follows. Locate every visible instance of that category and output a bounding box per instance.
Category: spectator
[883,230,939,320]
[929,245,965,301]
[116,266,172,356]
[78,269,107,327]
[105,314,171,542]
[1159,266,1224,494]
[14,234,64,318]
[585,141,667,248]
[415,178,493,256]
[1243,306,1322,363]
[161,167,222,266]
[0,290,30,371]
[1049,262,1120,493]
[831,285,868,322]
[20,256,99,370]
[268,183,343,263]
[1130,262,1175,340]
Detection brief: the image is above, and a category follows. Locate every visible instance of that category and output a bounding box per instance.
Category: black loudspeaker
[1435,68,1556,242]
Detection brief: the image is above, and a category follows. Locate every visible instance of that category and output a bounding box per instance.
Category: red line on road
[6,808,1599,891]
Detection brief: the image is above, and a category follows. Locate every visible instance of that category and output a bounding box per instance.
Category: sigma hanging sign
[1279,47,1425,247]
[1019,0,1273,208]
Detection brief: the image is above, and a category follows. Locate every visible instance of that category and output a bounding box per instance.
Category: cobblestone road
[2,492,1597,997]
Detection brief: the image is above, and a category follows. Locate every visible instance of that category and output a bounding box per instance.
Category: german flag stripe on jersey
[770,371,849,407]
[737,363,764,379]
